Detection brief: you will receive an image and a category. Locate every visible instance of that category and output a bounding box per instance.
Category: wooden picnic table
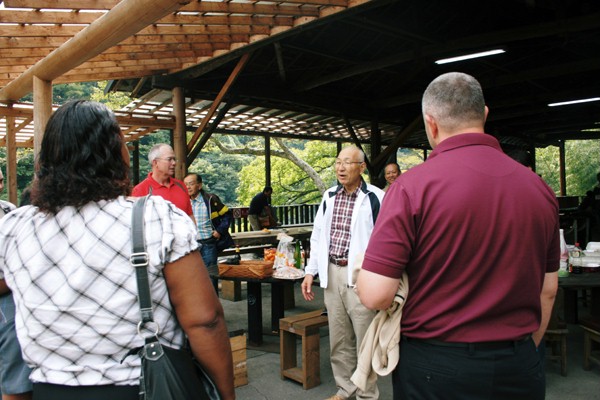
[559,273,600,323]
[229,226,313,248]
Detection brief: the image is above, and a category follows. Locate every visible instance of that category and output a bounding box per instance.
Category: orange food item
[263,248,276,262]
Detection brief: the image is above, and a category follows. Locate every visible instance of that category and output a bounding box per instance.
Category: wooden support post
[172,86,187,180]
[33,76,52,162]
[5,112,18,205]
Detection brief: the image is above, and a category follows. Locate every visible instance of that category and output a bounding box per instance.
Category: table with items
[558,273,600,323]
[213,272,304,346]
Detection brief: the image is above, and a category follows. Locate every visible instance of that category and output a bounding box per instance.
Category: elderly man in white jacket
[301,145,384,400]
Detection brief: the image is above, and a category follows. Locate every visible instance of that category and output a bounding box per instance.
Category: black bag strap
[131,195,155,325]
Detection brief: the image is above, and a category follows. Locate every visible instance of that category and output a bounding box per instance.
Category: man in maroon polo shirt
[132,143,194,218]
[356,72,559,400]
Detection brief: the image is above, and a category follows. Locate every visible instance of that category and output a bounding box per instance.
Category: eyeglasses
[334,160,364,168]
[156,157,177,163]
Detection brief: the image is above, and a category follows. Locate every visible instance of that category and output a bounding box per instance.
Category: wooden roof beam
[4,0,330,16]
[187,53,251,152]
[0,9,296,26]
[295,11,600,92]
[4,0,345,11]
[53,70,174,85]
[0,9,103,24]
[180,2,321,17]
[0,48,53,59]
[0,23,273,37]
[3,0,119,10]
[0,0,190,102]
[0,37,70,49]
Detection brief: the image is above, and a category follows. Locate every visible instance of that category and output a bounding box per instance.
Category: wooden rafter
[0,0,350,104]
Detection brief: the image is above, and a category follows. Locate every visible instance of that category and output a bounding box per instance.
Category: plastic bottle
[558,229,569,277]
[572,242,582,258]
[572,242,583,274]
[233,245,241,265]
[294,241,302,269]
[300,242,306,269]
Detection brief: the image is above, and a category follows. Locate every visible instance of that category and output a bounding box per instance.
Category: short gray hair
[148,143,172,163]
[422,72,486,131]
[339,145,365,162]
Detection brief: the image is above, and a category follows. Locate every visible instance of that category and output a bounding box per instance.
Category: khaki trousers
[324,262,379,399]
[248,214,261,231]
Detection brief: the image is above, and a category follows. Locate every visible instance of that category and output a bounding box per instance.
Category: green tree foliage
[536,140,600,196]
[237,140,337,207]
[566,140,600,196]
[188,136,252,205]
[536,145,559,191]
[53,83,97,104]
[90,81,132,109]
[0,148,34,202]
[21,81,129,108]
[397,148,426,171]
[21,82,99,104]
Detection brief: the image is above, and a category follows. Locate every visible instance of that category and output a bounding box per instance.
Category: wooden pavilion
[0,0,599,204]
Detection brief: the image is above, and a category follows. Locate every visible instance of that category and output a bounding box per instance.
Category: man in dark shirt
[248,186,276,230]
[357,72,559,400]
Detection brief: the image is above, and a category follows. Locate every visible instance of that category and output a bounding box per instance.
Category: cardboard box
[229,331,248,387]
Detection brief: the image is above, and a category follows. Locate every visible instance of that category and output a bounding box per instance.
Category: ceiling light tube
[548,97,600,107]
[435,49,506,65]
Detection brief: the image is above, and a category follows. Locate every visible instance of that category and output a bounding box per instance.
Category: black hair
[31,100,130,213]
[19,186,31,207]
[186,172,203,184]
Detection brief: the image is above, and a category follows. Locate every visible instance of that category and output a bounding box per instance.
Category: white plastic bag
[274,233,295,269]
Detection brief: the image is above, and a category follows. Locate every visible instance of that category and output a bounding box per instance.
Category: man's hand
[212,231,221,239]
[301,274,315,301]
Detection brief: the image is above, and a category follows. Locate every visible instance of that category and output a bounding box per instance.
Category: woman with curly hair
[0,101,235,400]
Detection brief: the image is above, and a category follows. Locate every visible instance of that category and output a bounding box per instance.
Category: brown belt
[329,255,348,266]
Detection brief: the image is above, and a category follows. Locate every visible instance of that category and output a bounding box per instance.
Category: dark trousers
[198,239,219,294]
[393,336,545,400]
[33,383,139,400]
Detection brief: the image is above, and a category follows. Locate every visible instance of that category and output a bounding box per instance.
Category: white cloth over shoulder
[351,270,409,392]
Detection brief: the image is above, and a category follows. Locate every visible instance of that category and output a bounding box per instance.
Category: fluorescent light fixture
[435,49,506,65]
[548,97,600,107]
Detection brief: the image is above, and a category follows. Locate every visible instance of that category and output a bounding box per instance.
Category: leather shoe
[324,395,345,400]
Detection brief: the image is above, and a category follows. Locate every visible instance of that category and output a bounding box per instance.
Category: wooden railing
[229,203,319,233]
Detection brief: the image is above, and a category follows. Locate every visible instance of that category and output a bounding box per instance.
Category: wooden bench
[279,309,328,389]
[544,287,568,376]
[580,317,600,371]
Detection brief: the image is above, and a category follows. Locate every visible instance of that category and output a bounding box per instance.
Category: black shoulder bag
[124,195,221,400]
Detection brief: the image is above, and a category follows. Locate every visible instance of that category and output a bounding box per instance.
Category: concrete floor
[220,282,600,400]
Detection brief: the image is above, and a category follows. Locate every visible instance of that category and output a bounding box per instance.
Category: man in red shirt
[132,143,193,218]
[357,72,559,400]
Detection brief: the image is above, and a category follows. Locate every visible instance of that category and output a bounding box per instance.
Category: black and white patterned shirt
[0,196,198,386]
